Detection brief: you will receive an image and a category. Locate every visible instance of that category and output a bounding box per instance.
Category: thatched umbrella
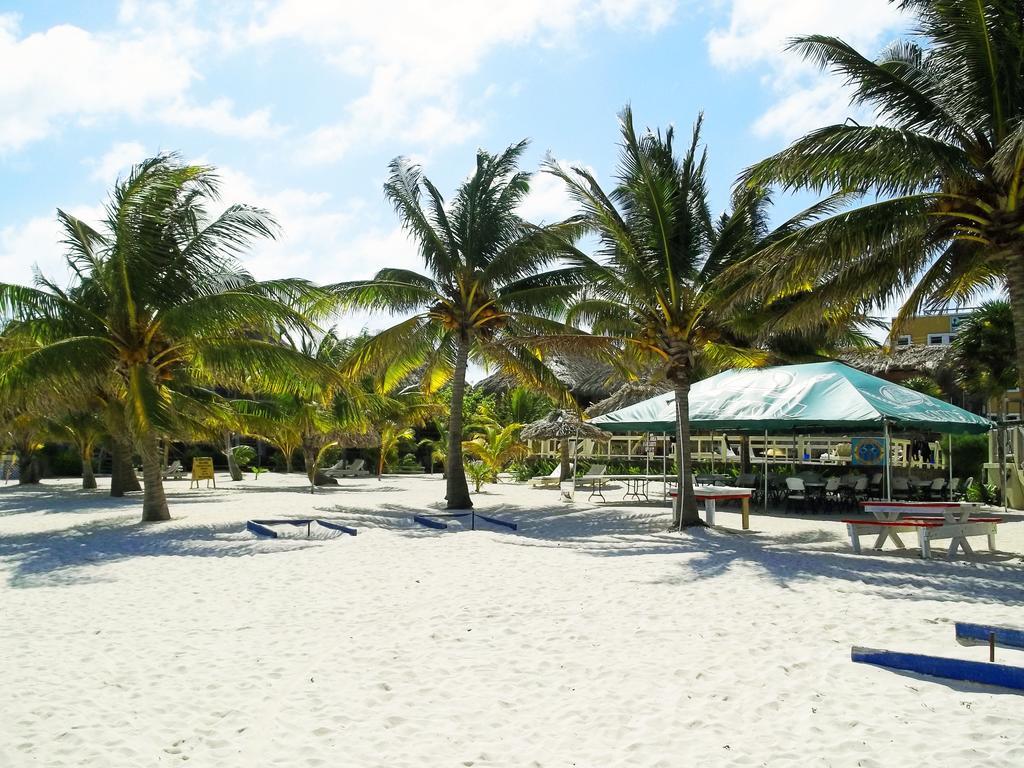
[585,381,672,418]
[520,409,610,482]
[334,426,381,449]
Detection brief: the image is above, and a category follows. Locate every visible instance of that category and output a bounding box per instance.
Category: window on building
[928,334,945,345]
[896,335,912,347]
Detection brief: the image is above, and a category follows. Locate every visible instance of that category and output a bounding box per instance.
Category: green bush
[950,433,988,483]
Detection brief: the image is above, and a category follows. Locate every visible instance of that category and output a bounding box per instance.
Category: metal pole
[662,432,668,502]
[572,424,579,497]
[764,429,769,513]
[884,420,892,502]
[710,431,715,474]
[948,432,953,499]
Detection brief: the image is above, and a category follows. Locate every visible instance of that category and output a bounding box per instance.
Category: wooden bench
[842,516,1001,559]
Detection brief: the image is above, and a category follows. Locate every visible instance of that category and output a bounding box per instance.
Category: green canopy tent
[590,361,993,504]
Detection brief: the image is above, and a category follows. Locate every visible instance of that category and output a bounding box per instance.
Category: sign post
[189,457,216,489]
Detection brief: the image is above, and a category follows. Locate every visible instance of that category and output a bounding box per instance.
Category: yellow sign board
[189,457,217,489]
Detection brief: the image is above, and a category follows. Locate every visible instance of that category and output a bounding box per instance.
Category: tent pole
[764,429,769,513]
[662,432,667,502]
[884,420,892,502]
[572,425,579,497]
[948,432,953,499]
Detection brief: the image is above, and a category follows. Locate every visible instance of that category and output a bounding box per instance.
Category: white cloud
[159,99,284,139]
[707,0,908,139]
[518,163,585,224]
[246,0,678,163]
[0,204,105,287]
[0,10,280,153]
[88,140,147,182]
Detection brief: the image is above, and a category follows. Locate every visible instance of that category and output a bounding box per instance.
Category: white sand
[2,473,1023,767]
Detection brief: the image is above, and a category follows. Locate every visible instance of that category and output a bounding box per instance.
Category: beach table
[695,485,754,529]
[671,485,755,530]
[846,501,999,559]
[588,474,669,503]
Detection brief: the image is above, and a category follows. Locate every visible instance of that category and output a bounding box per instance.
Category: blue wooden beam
[246,520,279,538]
[474,513,518,531]
[956,622,1024,650]
[413,515,448,530]
[852,646,1024,693]
[316,520,357,536]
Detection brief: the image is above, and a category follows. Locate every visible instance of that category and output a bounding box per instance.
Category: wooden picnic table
[845,501,1000,559]
[670,485,755,530]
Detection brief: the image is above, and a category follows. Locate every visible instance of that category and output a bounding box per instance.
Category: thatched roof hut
[838,344,954,379]
[585,381,672,418]
[475,354,625,404]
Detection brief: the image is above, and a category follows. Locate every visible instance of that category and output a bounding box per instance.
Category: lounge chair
[574,464,607,489]
[162,460,183,480]
[325,458,368,478]
[530,463,572,488]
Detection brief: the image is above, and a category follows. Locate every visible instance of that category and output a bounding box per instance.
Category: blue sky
[0,0,910,337]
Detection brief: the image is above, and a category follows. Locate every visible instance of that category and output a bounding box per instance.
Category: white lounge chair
[325,458,369,478]
[530,463,571,488]
[162,460,183,480]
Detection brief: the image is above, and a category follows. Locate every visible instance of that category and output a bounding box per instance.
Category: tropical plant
[742,0,1024,387]
[465,460,493,492]
[901,375,944,398]
[47,410,106,489]
[496,386,553,425]
[952,300,1017,410]
[546,108,768,526]
[463,422,527,479]
[952,300,1016,504]
[337,141,582,508]
[0,154,336,521]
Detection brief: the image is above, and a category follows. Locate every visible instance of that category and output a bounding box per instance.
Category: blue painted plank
[413,515,448,530]
[246,520,278,538]
[956,622,1024,650]
[852,646,1024,693]
[474,513,518,531]
[251,518,312,526]
[316,520,357,536]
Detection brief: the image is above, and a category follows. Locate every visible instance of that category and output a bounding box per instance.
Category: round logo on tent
[877,384,925,408]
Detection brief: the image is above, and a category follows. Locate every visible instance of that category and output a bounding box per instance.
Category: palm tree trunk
[446,338,473,509]
[139,430,170,522]
[110,436,141,497]
[559,439,571,482]
[225,433,243,481]
[672,376,701,527]
[17,450,41,485]
[80,441,97,490]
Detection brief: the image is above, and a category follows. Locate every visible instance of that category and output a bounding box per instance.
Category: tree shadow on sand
[0,514,327,589]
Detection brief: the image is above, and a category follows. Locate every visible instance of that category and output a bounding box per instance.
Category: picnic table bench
[844,501,1000,559]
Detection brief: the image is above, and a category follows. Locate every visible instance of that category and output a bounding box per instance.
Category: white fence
[527,433,949,470]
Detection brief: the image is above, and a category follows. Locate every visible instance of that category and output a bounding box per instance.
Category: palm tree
[0,155,336,521]
[463,422,527,482]
[48,410,106,489]
[546,109,769,526]
[337,141,582,508]
[743,0,1024,385]
[952,300,1016,502]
